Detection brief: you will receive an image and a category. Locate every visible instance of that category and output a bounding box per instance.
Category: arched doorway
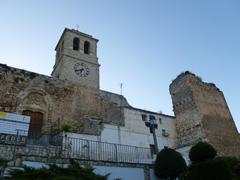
[23,110,43,137]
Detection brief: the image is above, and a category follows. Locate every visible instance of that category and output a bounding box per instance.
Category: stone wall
[0,144,153,180]
[170,71,240,156]
[0,63,129,135]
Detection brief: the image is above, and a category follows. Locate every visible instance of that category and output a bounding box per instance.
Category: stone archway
[17,89,52,135]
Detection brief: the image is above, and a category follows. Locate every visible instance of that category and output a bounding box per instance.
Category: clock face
[74,63,89,77]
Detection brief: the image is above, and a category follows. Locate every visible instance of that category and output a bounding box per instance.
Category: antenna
[120,83,123,122]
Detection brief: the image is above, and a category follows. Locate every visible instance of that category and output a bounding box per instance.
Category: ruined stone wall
[170,71,240,156]
[0,64,129,135]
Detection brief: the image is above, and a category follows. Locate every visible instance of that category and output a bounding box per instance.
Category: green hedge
[189,142,216,163]
[187,158,232,180]
[155,147,187,179]
[9,160,109,180]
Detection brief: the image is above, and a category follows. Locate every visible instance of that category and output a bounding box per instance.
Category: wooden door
[22,110,43,137]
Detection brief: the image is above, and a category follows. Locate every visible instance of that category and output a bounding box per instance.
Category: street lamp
[145,115,159,154]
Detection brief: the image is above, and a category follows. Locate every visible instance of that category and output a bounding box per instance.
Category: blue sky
[0,0,240,130]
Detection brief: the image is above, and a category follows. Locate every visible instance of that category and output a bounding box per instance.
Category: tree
[188,158,231,180]
[189,141,216,163]
[187,142,231,180]
[154,147,187,180]
[216,156,240,180]
[9,159,109,180]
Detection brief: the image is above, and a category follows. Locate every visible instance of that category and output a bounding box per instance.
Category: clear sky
[0,1,240,130]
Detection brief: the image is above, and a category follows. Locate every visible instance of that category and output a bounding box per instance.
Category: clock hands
[75,68,84,73]
[74,63,89,77]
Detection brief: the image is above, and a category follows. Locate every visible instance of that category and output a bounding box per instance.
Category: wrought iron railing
[62,136,152,163]
[0,130,153,164]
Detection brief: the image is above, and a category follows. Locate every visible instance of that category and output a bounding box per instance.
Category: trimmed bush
[189,142,216,163]
[155,147,187,180]
[187,158,232,180]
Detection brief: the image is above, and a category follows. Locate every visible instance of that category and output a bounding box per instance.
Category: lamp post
[145,115,159,154]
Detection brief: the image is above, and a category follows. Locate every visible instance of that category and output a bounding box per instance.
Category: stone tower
[51,28,100,89]
[170,71,240,156]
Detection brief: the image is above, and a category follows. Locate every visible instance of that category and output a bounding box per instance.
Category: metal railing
[0,130,153,164]
[62,136,152,163]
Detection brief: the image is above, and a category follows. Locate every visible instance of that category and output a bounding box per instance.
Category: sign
[0,111,30,136]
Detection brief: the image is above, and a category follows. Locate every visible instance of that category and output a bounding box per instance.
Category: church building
[0,28,240,178]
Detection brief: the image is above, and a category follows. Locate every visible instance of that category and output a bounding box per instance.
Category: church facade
[0,28,239,162]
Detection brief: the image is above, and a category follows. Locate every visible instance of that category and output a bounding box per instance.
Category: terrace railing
[0,130,153,164]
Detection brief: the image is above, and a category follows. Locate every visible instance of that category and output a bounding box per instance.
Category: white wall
[94,166,145,180]
[65,132,100,141]
[61,107,176,164]
[123,108,176,150]
[21,161,145,180]
[64,108,176,152]
[176,145,191,165]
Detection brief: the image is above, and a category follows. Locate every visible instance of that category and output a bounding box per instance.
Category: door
[22,110,43,137]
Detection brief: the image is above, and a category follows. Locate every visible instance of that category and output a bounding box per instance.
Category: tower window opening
[84,41,90,54]
[73,37,80,51]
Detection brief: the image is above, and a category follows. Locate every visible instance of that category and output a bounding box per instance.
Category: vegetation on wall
[61,123,72,132]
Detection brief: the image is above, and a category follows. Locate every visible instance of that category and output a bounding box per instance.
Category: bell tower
[51,28,100,89]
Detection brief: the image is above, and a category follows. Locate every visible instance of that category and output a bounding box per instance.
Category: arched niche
[16,89,52,135]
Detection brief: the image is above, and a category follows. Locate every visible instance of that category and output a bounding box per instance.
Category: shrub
[154,147,187,180]
[216,156,240,179]
[233,162,240,179]
[189,142,216,163]
[9,159,109,180]
[187,158,232,180]
[61,123,72,132]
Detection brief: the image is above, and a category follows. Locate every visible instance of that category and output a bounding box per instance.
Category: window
[73,37,80,50]
[84,41,90,54]
[142,114,147,121]
[150,144,157,158]
[162,129,169,137]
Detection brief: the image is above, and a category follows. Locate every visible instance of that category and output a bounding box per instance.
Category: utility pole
[145,115,159,154]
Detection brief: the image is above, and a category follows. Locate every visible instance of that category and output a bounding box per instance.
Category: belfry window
[73,37,80,51]
[84,41,90,54]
